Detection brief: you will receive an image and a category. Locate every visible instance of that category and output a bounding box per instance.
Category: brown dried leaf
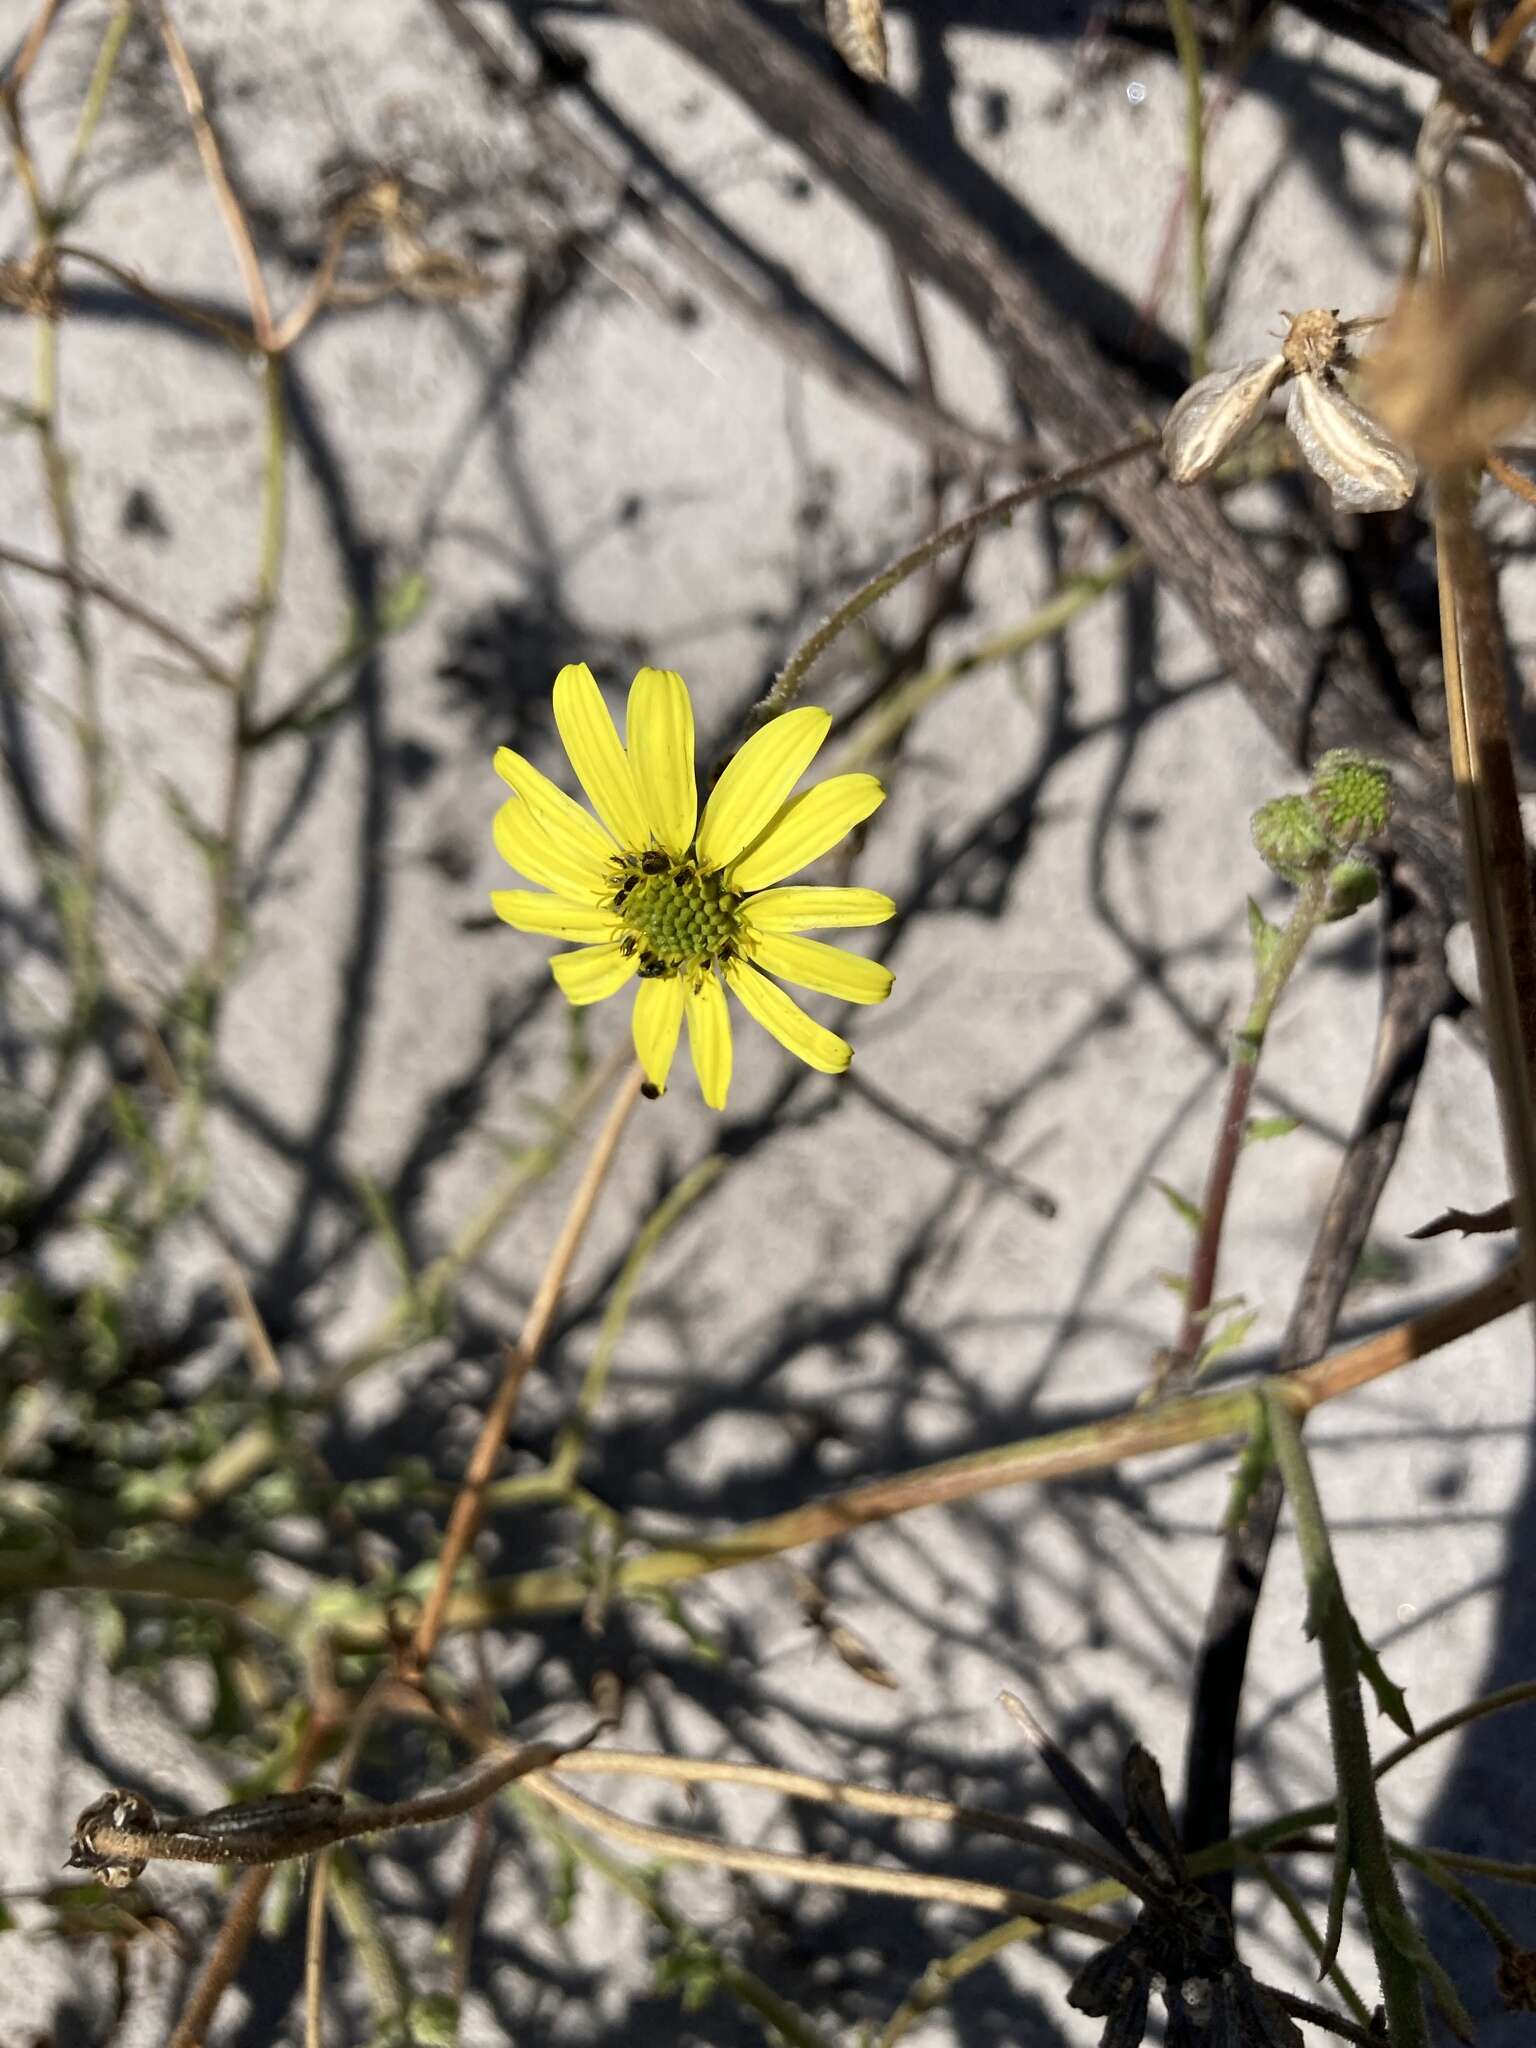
[1364,167,1536,469]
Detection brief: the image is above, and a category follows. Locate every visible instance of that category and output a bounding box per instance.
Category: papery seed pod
[1285,373,1416,512]
[826,0,888,82]
[1162,356,1287,483]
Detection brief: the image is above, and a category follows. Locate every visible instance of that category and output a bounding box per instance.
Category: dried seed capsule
[1162,355,1288,483]
[1285,372,1416,512]
[826,0,887,81]
[1281,307,1349,378]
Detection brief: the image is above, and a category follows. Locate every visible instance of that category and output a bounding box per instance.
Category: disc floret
[610,849,742,980]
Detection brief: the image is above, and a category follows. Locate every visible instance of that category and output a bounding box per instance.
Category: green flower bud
[1324,857,1379,921]
[1309,748,1395,848]
[1251,795,1331,879]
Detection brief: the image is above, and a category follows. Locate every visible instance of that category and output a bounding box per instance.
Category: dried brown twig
[406,1061,647,1672]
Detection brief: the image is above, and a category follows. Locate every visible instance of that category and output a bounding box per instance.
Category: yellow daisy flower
[491,664,895,1109]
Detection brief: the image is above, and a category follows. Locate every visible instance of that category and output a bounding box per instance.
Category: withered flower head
[1001,1698,1304,2048]
[1164,309,1415,513]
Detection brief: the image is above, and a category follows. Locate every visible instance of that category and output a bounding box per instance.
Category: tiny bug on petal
[1162,355,1288,483]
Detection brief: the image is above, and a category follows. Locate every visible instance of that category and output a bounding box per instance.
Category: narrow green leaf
[1348,1612,1414,1737]
[1321,1802,1352,1980]
[1248,895,1283,976]
[1245,1114,1300,1145]
[1151,1176,1204,1231]
[380,568,430,634]
[406,1993,458,2047]
[1197,1305,1260,1372]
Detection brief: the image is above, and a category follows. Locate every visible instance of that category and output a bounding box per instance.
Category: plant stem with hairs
[761,437,1156,716]
[1160,867,1332,1388]
[1164,0,1211,379]
[1262,1389,1432,2048]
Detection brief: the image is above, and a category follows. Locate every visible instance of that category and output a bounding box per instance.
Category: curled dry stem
[73,1732,594,1881]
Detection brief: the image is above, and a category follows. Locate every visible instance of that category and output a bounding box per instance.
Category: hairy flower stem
[762,435,1157,715]
[1166,869,1331,1382]
[1164,0,1210,380]
[1262,1390,1431,2048]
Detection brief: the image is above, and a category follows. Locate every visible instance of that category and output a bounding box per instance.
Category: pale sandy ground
[0,4,1531,2044]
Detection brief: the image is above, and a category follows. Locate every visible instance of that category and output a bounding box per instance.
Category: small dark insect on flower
[1001,1699,1303,2048]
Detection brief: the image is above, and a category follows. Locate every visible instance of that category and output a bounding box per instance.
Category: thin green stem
[1164,0,1210,379]
[0,541,237,688]
[837,543,1143,772]
[1241,1847,1374,2025]
[56,1,132,215]
[512,1787,837,2048]
[548,1157,723,1487]
[1391,1840,1521,1952]
[160,1047,632,1521]
[206,352,287,985]
[877,1880,1123,2045]
[1263,1388,1430,2048]
[35,309,103,972]
[1396,1843,1536,1886]
[1165,867,1331,1380]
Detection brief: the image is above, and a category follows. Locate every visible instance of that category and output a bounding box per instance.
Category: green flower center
[609,851,742,980]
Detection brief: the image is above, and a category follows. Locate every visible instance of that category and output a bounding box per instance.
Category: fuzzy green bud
[1251,795,1331,879]
[1309,748,1395,848]
[1324,857,1379,921]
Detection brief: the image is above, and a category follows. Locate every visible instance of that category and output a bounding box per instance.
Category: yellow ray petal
[552,663,650,849]
[490,891,622,942]
[494,799,610,902]
[627,667,697,855]
[551,942,638,1007]
[726,958,851,1075]
[684,972,733,1110]
[726,773,885,891]
[740,886,895,934]
[493,744,619,876]
[695,707,831,873]
[632,974,685,1091]
[748,932,893,1004]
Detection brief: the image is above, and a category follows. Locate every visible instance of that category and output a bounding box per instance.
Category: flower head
[491,664,895,1110]
[1162,307,1416,513]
